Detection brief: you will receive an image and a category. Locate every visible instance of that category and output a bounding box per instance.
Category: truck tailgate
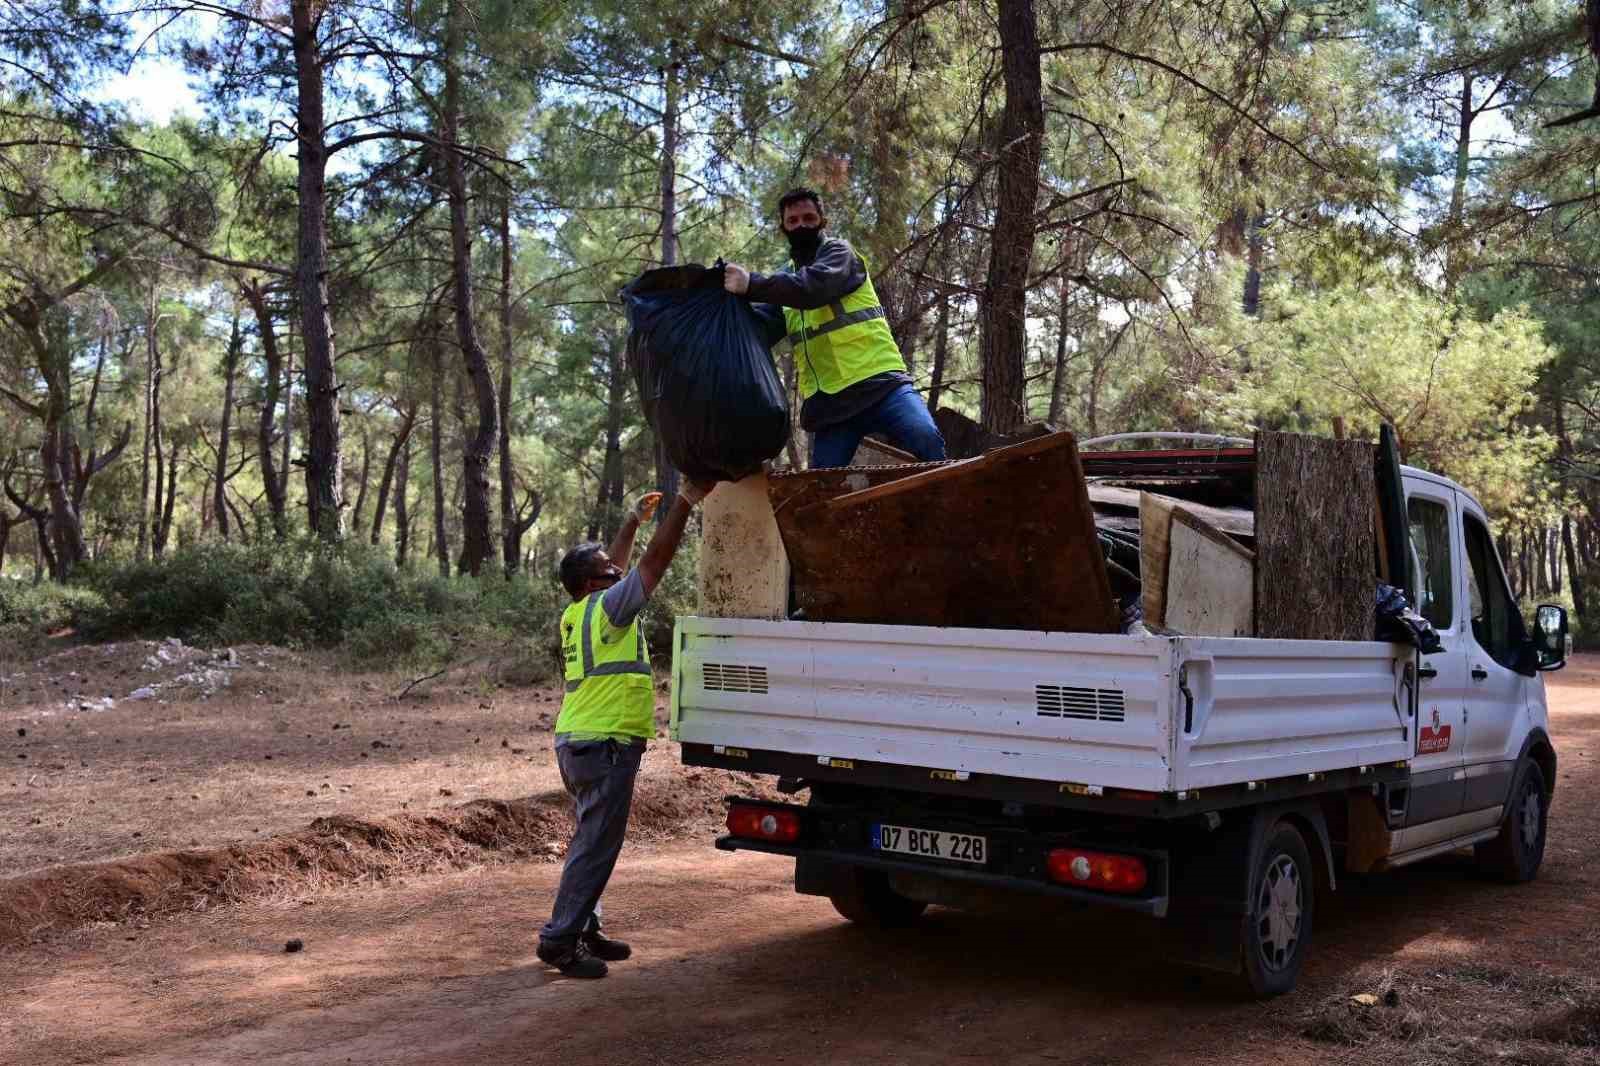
[671,618,1412,794]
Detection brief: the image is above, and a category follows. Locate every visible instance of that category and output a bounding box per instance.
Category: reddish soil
[0,655,1596,1065]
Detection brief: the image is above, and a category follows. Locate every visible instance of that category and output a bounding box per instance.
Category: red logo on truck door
[1418,708,1452,754]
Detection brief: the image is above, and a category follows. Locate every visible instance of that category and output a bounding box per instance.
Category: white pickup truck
[672,461,1568,996]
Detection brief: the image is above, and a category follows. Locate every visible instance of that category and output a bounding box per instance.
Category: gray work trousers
[538,738,644,948]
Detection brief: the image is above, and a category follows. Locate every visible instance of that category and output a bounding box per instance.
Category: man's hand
[632,491,663,523]
[679,479,717,506]
[723,263,750,295]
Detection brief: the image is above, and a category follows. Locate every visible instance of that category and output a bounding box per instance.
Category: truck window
[1406,497,1453,629]
[1462,513,1523,668]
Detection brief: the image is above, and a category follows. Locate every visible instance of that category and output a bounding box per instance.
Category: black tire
[1475,759,1548,883]
[827,868,928,928]
[1238,821,1315,999]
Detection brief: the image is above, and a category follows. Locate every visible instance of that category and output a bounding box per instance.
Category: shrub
[0,579,106,638]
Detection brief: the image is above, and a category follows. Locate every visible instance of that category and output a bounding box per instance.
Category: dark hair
[559,542,605,598]
[777,187,823,220]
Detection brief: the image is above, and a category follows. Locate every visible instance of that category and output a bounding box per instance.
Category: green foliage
[75,540,580,676]
[1197,278,1556,521]
[0,579,106,639]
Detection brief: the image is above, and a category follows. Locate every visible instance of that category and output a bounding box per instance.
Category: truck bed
[672,617,1414,799]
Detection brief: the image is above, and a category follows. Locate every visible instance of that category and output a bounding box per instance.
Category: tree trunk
[138,285,158,561]
[349,428,372,537]
[1047,277,1072,425]
[977,0,1043,435]
[430,342,450,579]
[394,432,412,568]
[442,0,499,577]
[498,196,526,575]
[241,280,287,538]
[281,334,294,519]
[1529,524,1542,598]
[653,52,683,513]
[291,0,343,542]
[1564,514,1587,619]
[156,437,179,556]
[592,343,627,544]
[1243,212,1265,316]
[215,311,242,540]
[1442,71,1474,297]
[371,410,415,548]
[928,293,949,414]
[150,329,167,559]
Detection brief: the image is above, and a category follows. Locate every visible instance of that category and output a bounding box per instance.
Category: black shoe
[536,940,608,979]
[581,930,632,962]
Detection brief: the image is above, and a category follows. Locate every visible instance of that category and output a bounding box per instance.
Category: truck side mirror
[1533,604,1568,671]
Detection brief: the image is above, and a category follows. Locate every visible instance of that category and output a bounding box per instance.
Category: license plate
[872,823,987,865]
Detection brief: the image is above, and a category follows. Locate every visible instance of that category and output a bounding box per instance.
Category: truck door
[1456,499,1531,815]
[1402,482,1467,824]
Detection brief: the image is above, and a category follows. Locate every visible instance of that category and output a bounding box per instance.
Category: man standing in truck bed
[724,187,946,468]
[535,480,714,979]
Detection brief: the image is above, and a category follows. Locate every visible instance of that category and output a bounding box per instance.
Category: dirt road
[2,662,1597,1065]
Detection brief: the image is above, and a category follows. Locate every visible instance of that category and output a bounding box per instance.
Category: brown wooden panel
[772,432,1119,633]
[1254,431,1376,641]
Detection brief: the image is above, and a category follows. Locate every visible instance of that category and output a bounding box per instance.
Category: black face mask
[785,225,823,264]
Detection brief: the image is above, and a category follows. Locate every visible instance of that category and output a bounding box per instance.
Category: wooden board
[854,435,918,467]
[1166,510,1255,637]
[1095,483,1255,538]
[1139,493,1176,628]
[772,432,1119,633]
[1376,423,1412,597]
[933,406,1057,460]
[698,472,789,620]
[1254,431,1377,641]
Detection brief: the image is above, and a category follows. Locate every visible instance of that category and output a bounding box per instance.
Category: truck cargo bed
[672,617,1414,799]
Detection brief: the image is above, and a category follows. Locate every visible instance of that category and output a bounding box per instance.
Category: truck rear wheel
[828,868,928,928]
[1475,759,1547,883]
[1239,822,1314,998]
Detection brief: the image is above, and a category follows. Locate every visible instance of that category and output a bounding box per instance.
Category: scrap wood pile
[697,409,1435,648]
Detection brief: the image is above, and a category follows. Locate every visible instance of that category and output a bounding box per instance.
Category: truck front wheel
[1239,822,1314,998]
[1475,758,1548,883]
[828,868,928,928]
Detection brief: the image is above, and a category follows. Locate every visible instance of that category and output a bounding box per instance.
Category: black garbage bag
[621,263,789,483]
[1375,582,1443,653]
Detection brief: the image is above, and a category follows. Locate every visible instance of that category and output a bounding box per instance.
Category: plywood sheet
[1254,431,1376,641]
[698,472,789,620]
[1166,510,1255,637]
[773,432,1119,633]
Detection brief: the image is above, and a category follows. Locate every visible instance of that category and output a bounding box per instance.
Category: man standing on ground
[723,187,946,468]
[536,480,715,979]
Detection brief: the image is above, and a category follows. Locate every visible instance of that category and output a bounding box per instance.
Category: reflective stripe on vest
[781,249,906,398]
[563,593,649,692]
[784,300,888,349]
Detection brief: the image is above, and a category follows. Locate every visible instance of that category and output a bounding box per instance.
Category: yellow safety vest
[555,591,654,739]
[784,253,906,398]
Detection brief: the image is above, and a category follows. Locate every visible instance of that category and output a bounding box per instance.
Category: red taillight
[1046,847,1147,894]
[726,804,801,843]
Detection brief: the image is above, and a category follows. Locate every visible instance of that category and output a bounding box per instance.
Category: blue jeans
[810,384,946,468]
